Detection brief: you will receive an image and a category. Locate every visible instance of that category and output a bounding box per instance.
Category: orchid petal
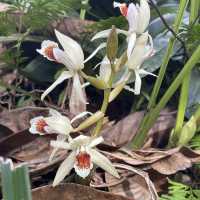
[74,165,92,179]
[83,43,106,64]
[90,149,120,178]
[49,109,62,117]
[88,136,104,148]
[113,2,121,8]
[139,69,157,77]
[124,85,135,93]
[49,135,68,162]
[55,29,84,70]
[99,57,111,83]
[137,0,150,33]
[91,29,128,41]
[70,111,93,124]
[127,32,148,70]
[134,70,142,95]
[82,82,90,88]
[127,33,136,59]
[127,3,138,32]
[45,114,73,135]
[50,140,71,150]
[41,71,73,101]
[69,73,87,115]
[113,68,130,87]
[53,151,76,186]
[53,48,74,70]
[69,135,90,149]
[36,40,59,62]
[29,116,45,135]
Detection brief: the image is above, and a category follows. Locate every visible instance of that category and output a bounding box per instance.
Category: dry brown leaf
[101,109,176,148]
[101,147,180,166]
[110,164,159,200]
[32,183,133,200]
[106,173,154,200]
[0,108,47,133]
[0,130,67,176]
[102,147,200,176]
[151,153,191,175]
[0,124,13,142]
[68,76,87,116]
[51,18,94,40]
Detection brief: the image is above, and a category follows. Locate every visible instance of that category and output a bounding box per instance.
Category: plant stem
[92,70,114,137]
[170,0,199,145]
[92,89,111,137]
[131,0,189,148]
[174,74,190,133]
[80,0,89,20]
[131,45,200,149]
[190,0,200,25]
[148,0,188,110]
[194,106,200,126]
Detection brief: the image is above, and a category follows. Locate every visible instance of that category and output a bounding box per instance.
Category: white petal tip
[113,2,121,8]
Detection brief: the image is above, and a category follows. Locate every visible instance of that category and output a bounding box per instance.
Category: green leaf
[0,159,32,200]
[0,160,15,200]
[89,16,127,32]
[0,34,44,43]
[21,56,63,84]
[160,179,200,200]
[186,68,200,118]
[13,165,32,200]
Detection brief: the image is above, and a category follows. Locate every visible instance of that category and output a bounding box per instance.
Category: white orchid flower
[29,109,94,161]
[114,0,150,34]
[94,56,131,102]
[92,0,151,58]
[29,116,55,135]
[126,32,156,95]
[51,135,120,186]
[29,109,74,136]
[37,30,106,114]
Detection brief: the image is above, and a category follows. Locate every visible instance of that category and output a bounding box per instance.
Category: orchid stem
[92,89,110,137]
[170,0,199,146]
[80,0,89,20]
[131,45,200,149]
[92,66,114,137]
[131,0,189,149]
[172,74,190,144]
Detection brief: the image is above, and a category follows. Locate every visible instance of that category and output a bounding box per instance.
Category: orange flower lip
[44,45,57,61]
[75,152,91,169]
[119,3,128,17]
[36,119,48,133]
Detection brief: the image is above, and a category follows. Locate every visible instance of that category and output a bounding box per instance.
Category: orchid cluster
[29,0,155,187]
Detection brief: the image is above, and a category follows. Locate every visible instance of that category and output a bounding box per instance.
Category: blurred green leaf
[89,16,127,32]
[0,34,44,43]
[0,159,32,200]
[186,68,200,118]
[21,56,63,84]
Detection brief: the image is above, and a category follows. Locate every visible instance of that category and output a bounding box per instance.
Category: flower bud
[114,51,127,72]
[109,82,126,102]
[73,111,104,132]
[106,25,118,63]
[178,116,197,146]
[81,72,110,90]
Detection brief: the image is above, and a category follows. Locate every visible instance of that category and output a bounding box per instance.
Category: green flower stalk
[170,0,200,146]
[132,0,189,148]
[131,45,200,149]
